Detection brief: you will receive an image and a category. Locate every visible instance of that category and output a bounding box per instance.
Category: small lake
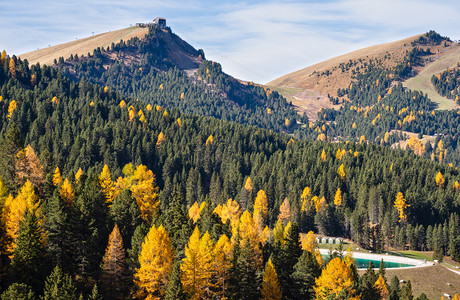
[322,255,414,269]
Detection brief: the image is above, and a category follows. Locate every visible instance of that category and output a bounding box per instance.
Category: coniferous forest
[1,27,460,299]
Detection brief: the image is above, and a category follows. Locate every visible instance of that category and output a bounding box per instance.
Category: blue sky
[1,0,460,83]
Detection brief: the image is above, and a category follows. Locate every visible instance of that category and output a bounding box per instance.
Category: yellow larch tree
[314,257,356,300]
[436,171,445,188]
[454,181,460,191]
[2,180,40,256]
[75,168,83,183]
[59,178,74,207]
[374,274,389,299]
[213,234,233,299]
[301,231,317,253]
[278,198,291,224]
[218,199,241,228]
[206,134,214,146]
[163,110,169,121]
[9,58,16,79]
[394,192,409,222]
[181,227,214,299]
[244,176,253,192]
[52,166,62,186]
[254,189,268,218]
[7,100,17,119]
[0,50,6,66]
[129,165,160,223]
[337,164,346,180]
[177,118,182,127]
[119,100,126,108]
[15,145,45,188]
[99,165,115,203]
[146,104,152,111]
[135,224,174,299]
[300,186,311,213]
[156,132,165,147]
[103,86,109,93]
[334,188,342,206]
[232,211,262,267]
[188,201,206,224]
[321,149,327,161]
[261,258,282,300]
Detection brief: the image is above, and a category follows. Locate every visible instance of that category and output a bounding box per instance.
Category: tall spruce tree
[42,266,78,300]
[8,209,47,292]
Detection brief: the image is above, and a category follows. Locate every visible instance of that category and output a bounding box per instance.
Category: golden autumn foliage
[7,100,17,119]
[188,201,206,223]
[300,186,311,213]
[301,231,317,253]
[99,165,115,203]
[352,122,357,129]
[59,178,74,207]
[244,176,253,191]
[314,257,356,300]
[254,189,268,218]
[337,164,346,180]
[181,227,214,299]
[156,132,165,147]
[146,104,153,111]
[436,171,445,188]
[407,136,425,156]
[52,166,62,186]
[214,199,241,227]
[135,224,174,300]
[334,188,342,206]
[51,96,58,104]
[177,118,182,127]
[320,149,327,161]
[180,92,185,99]
[454,181,460,191]
[394,192,409,222]
[0,50,6,66]
[2,180,40,256]
[384,131,390,144]
[9,58,16,79]
[103,86,109,93]
[312,196,327,212]
[273,219,285,245]
[75,168,83,183]
[261,258,282,300]
[89,101,95,106]
[15,145,45,188]
[163,110,169,122]
[119,100,126,108]
[212,234,233,298]
[206,134,214,146]
[374,274,389,299]
[278,198,291,223]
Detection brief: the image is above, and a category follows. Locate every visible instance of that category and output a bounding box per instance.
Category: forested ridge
[54,25,305,135]
[0,38,460,299]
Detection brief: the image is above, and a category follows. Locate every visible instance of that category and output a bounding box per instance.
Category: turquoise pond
[322,256,413,269]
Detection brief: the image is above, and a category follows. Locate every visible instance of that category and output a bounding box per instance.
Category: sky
[1,0,460,84]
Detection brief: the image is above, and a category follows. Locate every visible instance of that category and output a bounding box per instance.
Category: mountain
[268,33,460,120]
[19,26,149,66]
[19,25,305,135]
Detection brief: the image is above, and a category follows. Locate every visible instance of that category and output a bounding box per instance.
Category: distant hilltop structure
[136,17,166,29]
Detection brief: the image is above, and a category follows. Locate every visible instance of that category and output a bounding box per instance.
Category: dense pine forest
[1,28,460,299]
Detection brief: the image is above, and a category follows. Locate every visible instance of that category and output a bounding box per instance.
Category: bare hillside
[267,35,422,120]
[19,27,149,66]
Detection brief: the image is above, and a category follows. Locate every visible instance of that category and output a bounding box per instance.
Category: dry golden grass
[404,43,460,110]
[267,35,422,119]
[19,27,148,66]
[385,264,460,299]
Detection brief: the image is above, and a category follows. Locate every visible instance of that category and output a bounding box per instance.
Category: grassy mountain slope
[19,26,149,66]
[403,42,460,110]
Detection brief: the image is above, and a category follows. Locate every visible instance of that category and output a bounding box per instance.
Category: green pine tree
[400,280,414,300]
[164,260,185,300]
[291,250,321,300]
[88,284,103,300]
[1,283,36,300]
[42,266,78,300]
[8,209,47,292]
